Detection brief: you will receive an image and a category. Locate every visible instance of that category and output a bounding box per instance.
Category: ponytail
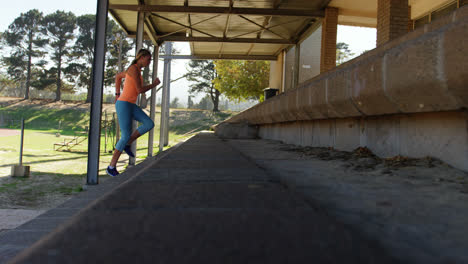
[128,48,151,70]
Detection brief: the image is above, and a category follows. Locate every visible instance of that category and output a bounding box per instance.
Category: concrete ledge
[213,122,258,139]
[257,111,468,172]
[226,5,468,126]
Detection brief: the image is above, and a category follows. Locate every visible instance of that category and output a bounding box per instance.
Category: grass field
[0,97,234,208]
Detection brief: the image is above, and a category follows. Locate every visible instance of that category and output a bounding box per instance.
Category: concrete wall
[221,5,468,172]
[258,112,468,171]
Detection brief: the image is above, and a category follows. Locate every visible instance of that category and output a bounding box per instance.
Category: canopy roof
[109,0,456,60]
[109,0,332,59]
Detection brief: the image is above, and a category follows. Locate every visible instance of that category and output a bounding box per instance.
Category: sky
[0,0,376,104]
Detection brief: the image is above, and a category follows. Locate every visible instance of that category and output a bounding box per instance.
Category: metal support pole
[148,45,159,157]
[115,34,124,143]
[281,50,286,93]
[104,111,108,153]
[19,118,24,165]
[159,42,172,151]
[293,43,300,89]
[136,12,145,51]
[164,44,172,146]
[129,11,145,166]
[86,0,109,185]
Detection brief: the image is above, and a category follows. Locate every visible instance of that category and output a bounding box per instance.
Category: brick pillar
[377,0,409,46]
[320,7,338,73]
[408,5,413,32]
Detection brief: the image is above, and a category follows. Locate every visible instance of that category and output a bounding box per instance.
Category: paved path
[1,132,393,264]
[0,210,45,233]
[225,138,468,264]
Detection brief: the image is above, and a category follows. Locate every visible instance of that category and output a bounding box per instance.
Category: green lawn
[0,99,235,208]
[0,128,194,178]
[0,103,234,178]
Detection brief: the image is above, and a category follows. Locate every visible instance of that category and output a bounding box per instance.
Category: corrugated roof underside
[110,0,324,58]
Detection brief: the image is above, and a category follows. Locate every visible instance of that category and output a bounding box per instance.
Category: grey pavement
[1,132,395,264]
[225,138,468,264]
[0,210,46,232]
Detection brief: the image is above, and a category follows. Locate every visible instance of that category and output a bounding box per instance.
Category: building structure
[87,0,468,183]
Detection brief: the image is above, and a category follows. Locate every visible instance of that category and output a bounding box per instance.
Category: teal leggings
[115,100,154,151]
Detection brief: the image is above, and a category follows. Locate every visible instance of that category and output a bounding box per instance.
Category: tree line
[0,9,132,102]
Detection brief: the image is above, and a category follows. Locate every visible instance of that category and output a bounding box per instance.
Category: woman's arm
[140,78,161,94]
[127,66,161,94]
[114,71,126,102]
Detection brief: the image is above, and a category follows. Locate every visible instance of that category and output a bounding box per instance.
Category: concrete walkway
[1,132,394,264]
[224,138,468,264]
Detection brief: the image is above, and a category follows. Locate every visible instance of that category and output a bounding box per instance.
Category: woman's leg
[109,149,122,168]
[125,105,154,146]
[110,101,133,167]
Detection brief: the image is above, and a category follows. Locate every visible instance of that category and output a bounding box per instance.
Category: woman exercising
[107,48,160,177]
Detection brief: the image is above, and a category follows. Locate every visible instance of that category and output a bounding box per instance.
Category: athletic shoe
[106,166,119,177]
[124,145,135,157]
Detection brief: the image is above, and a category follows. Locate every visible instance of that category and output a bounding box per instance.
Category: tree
[170,97,180,108]
[187,95,194,109]
[107,20,132,79]
[68,16,125,103]
[195,95,214,110]
[213,60,269,102]
[2,9,47,99]
[43,11,76,101]
[186,60,220,112]
[30,67,56,91]
[65,14,96,103]
[336,42,354,65]
[0,73,15,95]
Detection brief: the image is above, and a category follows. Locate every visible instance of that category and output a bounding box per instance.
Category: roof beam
[293,18,317,43]
[158,35,294,44]
[159,54,277,60]
[127,32,152,40]
[144,16,159,44]
[223,0,234,38]
[239,15,287,39]
[151,13,217,38]
[248,0,283,56]
[219,0,234,57]
[157,15,220,39]
[320,0,333,9]
[230,17,303,39]
[109,5,324,17]
[108,9,130,36]
[184,0,195,52]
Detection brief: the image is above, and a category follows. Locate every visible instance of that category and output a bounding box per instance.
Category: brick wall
[408,5,413,31]
[377,0,409,46]
[320,7,338,73]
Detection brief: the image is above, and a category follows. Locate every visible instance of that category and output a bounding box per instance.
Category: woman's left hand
[153,78,161,87]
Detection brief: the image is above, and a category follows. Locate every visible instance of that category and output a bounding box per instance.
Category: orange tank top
[118,64,143,104]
